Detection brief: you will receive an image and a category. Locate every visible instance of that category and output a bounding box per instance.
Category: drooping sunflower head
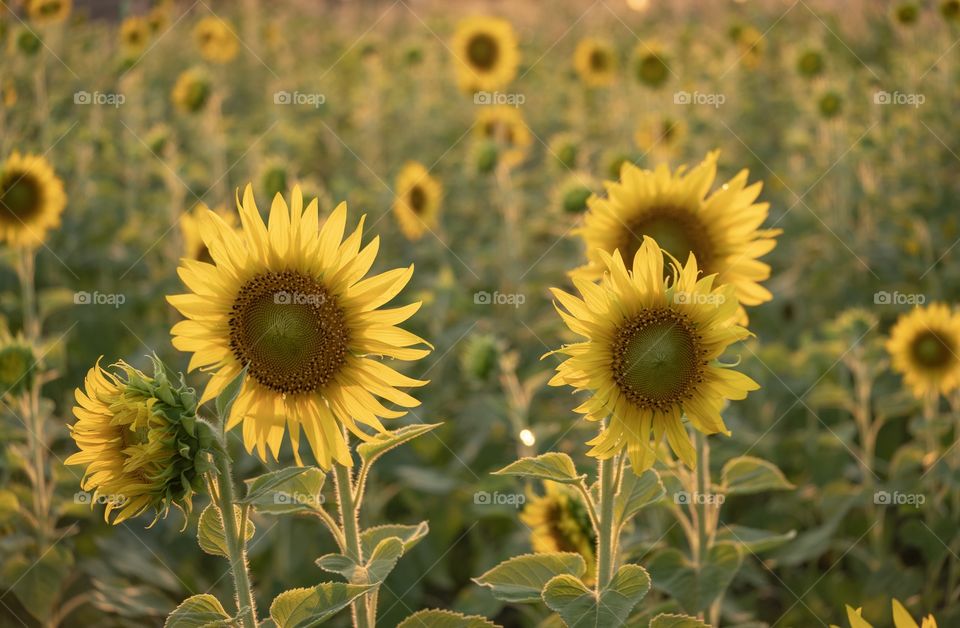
[0,326,36,399]
[451,16,519,93]
[180,202,236,263]
[632,42,670,88]
[554,173,596,215]
[886,303,960,399]
[520,481,597,583]
[119,16,150,57]
[66,357,214,525]
[167,185,431,468]
[797,49,825,78]
[475,105,532,168]
[0,151,66,248]
[573,151,779,317]
[194,16,238,64]
[550,238,759,472]
[171,67,211,113]
[27,0,71,25]
[573,37,617,88]
[393,161,442,241]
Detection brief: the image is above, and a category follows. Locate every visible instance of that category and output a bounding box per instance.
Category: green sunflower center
[229,270,349,395]
[635,53,669,87]
[911,330,954,369]
[589,49,609,72]
[0,172,43,224]
[621,208,714,275]
[467,33,500,71]
[612,309,704,410]
[408,185,427,214]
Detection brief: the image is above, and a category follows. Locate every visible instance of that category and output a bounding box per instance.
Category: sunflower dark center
[589,49,609,71]
[620,208,714,275]
[636,53,669,86]
[467,33,499,70]
[0,173,42,225]
[229,270,349,395]
[612,309,704,410]
[911,330,954,369]
[408,185,427,214]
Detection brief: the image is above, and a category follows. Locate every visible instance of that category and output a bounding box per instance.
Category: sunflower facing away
[167,185,431,468]
[549,237,758,472]
[180,203,237,262]
[573,151,779,315]
[475,105,532,168]
[66,357,213,525]
[520,481,597,583]
[573,37,618,87]
[832,598,937,628]
[393,161,442,241]
[452,16,519,93]
[194,16,238,64]
[886,303,960,399]
[171,67,212,113]
[0,151,66,248]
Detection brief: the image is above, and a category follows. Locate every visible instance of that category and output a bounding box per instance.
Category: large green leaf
[542,563,651,627]
[164,594,231,628]
[4,545,73,623]
[317,537,404,585]
[720,456,794,495]
[648,613,711,628]
[243,467,326,515]
[397,609,500,627]
[647,543,743,614]
[492,453,585,484]
[615,468,665,528]
[360,521,429,556]
[473,553,586,603]
[357,423,442,465]
[269,583,373,628]
[716,525,797,553]
[197,504,255,557]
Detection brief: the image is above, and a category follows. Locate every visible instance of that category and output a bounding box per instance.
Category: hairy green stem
[333,462,373,628]
[596,452,617,591]
[213,452,259,628]
[695,432,710,565]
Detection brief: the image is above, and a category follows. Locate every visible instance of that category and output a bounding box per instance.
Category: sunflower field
[1,0,959,626]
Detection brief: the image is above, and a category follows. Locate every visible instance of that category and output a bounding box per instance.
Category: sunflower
[119,16,150,57]
[554,173,596,215]
[520,481,597,583]
[633,116,687,159]
[894,2,920,25]
[180,203,237,262]
[797,49,825,78]
[171,67,211,113]
[167,185,431,468]
[194,16,238,64]
[548,132,580,171]
[573,37,617,88]
[393,161,442,241]
[27,0,71,25]
[66,357,214,525]
[475,105,532,168]
[0,151,66,248]
[632,42,670,88]
[942,0,960,21]
[0,326,36,398]
[886,303,960,399]
[734,25,764,69]
[549,238,758,472]
[451,16,519,93]
[831,599,937,628]
[147,4,169,34]
[818,90,843,118]
[1,79,16,108]
[572,152,778,315]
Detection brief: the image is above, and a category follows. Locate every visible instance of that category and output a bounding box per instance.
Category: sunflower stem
[333,461,374,628]
[694,431,710,566]
[212,451,259,628]
[596,451,617,592]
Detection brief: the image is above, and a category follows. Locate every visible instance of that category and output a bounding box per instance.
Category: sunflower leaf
[214,368,246,420]
[648,612,711,628]
[357,422,443,466]
[716,524,797,553]
[541,563,651,627]
[397,609,500,628]
[360,521,429,556]
[269,583,373,628]
[164,594,231,628]
[647,542,743,614]
[242,467,326,515]
[473,552,586,603]
[197,504,255,557]
[492,452,585,484]
[720,456,794,495]
[614,468,665,528]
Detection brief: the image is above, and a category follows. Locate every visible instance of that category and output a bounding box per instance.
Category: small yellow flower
[451,16,519,93]
[573,38,617,87]
[171,67,212,113]
[886,303,960,399]
[27,0,71,25]
[119,16,150,57]
[194,16,238,63]
[475,105,532,168]
[393,161,442,241]
[0,151,67,248]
